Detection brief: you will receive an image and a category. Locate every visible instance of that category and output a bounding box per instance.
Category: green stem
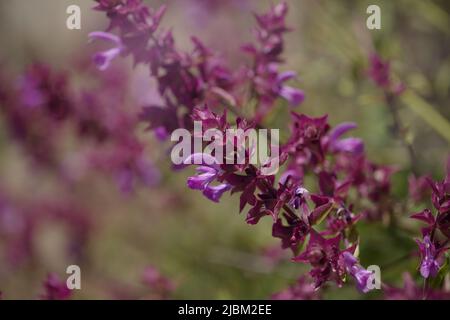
[385,92,419,175]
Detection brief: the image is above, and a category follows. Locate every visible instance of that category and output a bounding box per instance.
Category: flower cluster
[0,28,161,298]
[242,2,304,120]
[411,162,450,279]
[89,0,391,294]
[91,0,238,141]
[368,53,405,95]
[0,0,447,300]
[0,61,159,193]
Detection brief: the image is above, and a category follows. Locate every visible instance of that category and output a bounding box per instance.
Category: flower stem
[385,92,419,175]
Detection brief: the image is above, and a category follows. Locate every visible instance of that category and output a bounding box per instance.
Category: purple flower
[184,153,231,203]
[352,268,373,293]
[411,208,435,236]
[368,53,405,95]
[254,65,304,113]
[368,54,391,88]
[272,217,309,252]
[187,166,218,190]
[285,113,330,151]
[416,235,440,278]
[426,168,450,238]
[271,276,321,300]
[84,1,439,300]
[40,273,71,300]
[325,205,361,235]
[279,85,305,107]
[340,155,396,213]
[290,187,309,210]
[342,252,373,293]
[410,171,450,279]
[282,113,330,170]
[293,229,346,288]
[89,31,124,71]
[325,122,364,155]
[254,2,289,44]
[203,184,232,202]
[242,3,305,120]
[277,70,305,107]
[331,137,364,154]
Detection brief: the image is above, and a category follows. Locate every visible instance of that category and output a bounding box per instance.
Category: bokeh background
[0,0,448,299]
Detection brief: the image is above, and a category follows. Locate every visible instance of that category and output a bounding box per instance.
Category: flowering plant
[0,0,448,300]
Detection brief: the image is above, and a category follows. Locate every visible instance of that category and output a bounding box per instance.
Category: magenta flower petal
[353,267,373,293]
[202,184,231,202]
[416,235,441,278]
[92,47,122,71]
[187,166,217,190]
[329,122,357,141]
[183,153,221,169]
[279,86,305,107]
[331,137,364,154]
[88,31,122,46]
[277,71,297,83]
[88,31,124,71]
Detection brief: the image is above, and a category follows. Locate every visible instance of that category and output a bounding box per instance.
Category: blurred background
[0,0,448,299]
